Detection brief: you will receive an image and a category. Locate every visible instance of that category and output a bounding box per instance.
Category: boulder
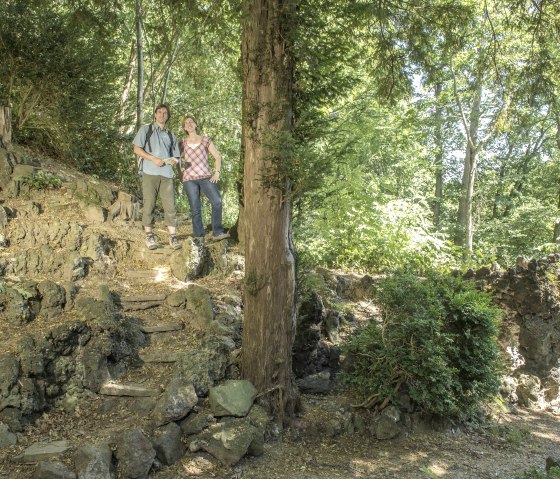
[152,422,185,466]
[296,370,331,394]
[0,422,17,448]
[83,205,106,224]
[192,418,260,466]
[33,461,76,479]
[208,380,257,418]
[114,429,155,479]
[153,379,197,425]
[38,280,66,318]
[179,412,216,436]
[15,440,71,463]
[74,442,114,479]
[169,239,209,281]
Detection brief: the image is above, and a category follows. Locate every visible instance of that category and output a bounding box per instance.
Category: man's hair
[154,103,171,122]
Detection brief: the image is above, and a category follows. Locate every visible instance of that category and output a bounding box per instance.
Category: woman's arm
[208,140,222,183]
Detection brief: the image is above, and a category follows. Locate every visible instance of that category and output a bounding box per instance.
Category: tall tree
[240,0,298,421]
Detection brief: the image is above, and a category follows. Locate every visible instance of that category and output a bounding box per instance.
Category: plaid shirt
[181,136,212,181]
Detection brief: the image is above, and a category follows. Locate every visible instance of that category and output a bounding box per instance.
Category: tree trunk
[240,0,298,423]
[161,33,181,105]
[117,37,137,133]
[455,83,482,255]
[0,106,12,147]
[135,0,144,132]
[433,83,443,228]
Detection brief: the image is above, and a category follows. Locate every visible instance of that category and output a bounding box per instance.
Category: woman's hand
[210,171,220,183]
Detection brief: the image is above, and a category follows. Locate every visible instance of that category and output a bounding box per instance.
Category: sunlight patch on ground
[153,266,170,282]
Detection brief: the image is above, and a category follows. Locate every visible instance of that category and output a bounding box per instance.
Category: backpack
[137,124,178,175]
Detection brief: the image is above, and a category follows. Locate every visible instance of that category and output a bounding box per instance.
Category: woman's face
[183,117,198,133]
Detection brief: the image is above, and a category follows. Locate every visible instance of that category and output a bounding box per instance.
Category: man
[133,103,182,250]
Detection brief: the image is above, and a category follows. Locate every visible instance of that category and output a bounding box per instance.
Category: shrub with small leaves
[20,171,62,190]
[341,271,502,421]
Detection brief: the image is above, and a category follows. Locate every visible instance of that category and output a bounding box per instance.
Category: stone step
[120,301,163,311]
[14,440,70,463]
[139,351,184,363]
[119,294,167,302]
[99,382,160,397]
[141,322,183,333]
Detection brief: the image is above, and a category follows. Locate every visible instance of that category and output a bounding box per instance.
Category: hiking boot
[169,235,182,250]
[145,233,158,250]
[213,232,230,241]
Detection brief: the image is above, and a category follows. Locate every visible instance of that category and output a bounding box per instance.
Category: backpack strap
[137,124,154,174]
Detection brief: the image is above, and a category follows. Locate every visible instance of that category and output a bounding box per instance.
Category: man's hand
[153,157,164,167]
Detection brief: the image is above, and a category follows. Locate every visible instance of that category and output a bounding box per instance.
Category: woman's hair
[182,114,199,131]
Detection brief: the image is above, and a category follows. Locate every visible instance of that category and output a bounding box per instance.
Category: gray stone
[16,440,71,463]
[140,323,183,334]
[0,355,20,398]
[84,205,106,224]
[38,280,66,318]
[0,407,23,432]
[0,422,17,447]
[69,179,114,208]
[247,404,270,431]
[372,414,401,440]
[153,379,197,425]
[152,422,185,466]
[99,383,159,397]
[208,380,257,418]
[114,429,155,479]
[184,285,215,329]
[179,412,216,436]
[18,336,45,377]
[296,370,331,394]
[33,461,76,479]
[169,239,209,281]
[176,340,229,397]
[74,442,114,479]
[516,374,541,407]
[12,164,36,179]
[194,418,260,466]
[79,346,109,393]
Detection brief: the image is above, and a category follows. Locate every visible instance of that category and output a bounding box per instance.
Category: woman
[180,115,229,242]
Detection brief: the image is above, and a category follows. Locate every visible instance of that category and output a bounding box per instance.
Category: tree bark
[433,83,443,228]
[117,37,137,132]
[455,82,482,255]
[240,0,298,423]
[135,0,144,132]
[0,106,12,147]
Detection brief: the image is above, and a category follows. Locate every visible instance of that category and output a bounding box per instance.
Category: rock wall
[470,255,560,409]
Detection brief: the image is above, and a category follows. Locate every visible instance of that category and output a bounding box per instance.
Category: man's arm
[133,145,164,167]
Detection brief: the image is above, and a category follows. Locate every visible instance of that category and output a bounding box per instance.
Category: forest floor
[1,149,559,479]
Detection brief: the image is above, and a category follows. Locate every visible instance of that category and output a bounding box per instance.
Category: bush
[20,171,62,190]
[341,271,502,420]
[513,467,560,479]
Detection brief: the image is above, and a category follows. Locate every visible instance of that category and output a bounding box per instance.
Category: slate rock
[114,430,155,479]
[83,205,106,224]
[153,379,197,425]
[296,370,331,394]
[372,413,401,440]
[179,412,216,436]
[184,285,215,330]
[16,440,70,463]
[169,239,209,282]
[176,343,229,397]
[74,442,114,479]
[33,461,76,479]
[0,422,17,448]
[152,422,185,466]
[208,380,257,417]
[194,418,259,466]
[38,280,66,318]
[18,335,45,376]
[0,355,20,398]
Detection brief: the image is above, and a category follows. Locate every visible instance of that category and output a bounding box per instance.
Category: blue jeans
[183,179,224,237]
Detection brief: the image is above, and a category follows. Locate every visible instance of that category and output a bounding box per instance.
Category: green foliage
[20,171,62,190]
[342,271,502,420]
[511,467,560,479]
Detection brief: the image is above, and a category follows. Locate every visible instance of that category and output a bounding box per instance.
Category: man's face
[155,107,169,124]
